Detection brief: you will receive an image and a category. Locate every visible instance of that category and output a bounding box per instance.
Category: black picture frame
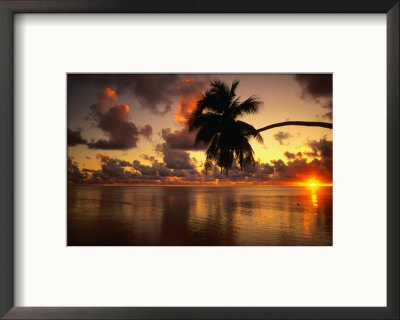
[0,1,398,319]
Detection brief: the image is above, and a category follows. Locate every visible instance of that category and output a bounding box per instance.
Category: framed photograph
[67,73,333,247]
[0,1,398,319]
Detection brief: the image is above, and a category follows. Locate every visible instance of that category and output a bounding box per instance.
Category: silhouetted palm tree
[188,80,332,174]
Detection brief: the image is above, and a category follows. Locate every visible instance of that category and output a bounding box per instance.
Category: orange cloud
[96,153,110,162]
[165,176,181,183]
[97,87,117,102]
[174,79,204,125]
[115,103,130,115]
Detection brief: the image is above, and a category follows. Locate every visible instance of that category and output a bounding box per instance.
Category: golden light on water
[311,192,318,209]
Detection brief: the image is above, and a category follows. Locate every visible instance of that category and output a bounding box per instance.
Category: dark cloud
[161,128,205,151]
[305,136,332,159]
[294,74,333,121]
[139,125,153,140]
[202,159,274,183]
[156,143,194,170]
[305,136,332,173]
[68,128,87,146]
[67,153,201,185]
[322,111,333,121]
[273,131,292,145]
[284,151,303,160]
[132,159,194,178]
[271,159,286,172]
[93,153,134,180]
[96,153,131,168]
[88,87,118,116]
[69,74,209,116]
[87,104,143,150]
[83,154,139,184]
[294,74,332,99]
[67,156,87,183]
[120,74,180,115]
[86,89,153,150]
[132,160,159,176]
[141,154,156,162]
[320,100,333,120]
[284,151,296,159]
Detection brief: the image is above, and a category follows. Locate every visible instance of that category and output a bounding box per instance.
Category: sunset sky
[68,74,332,186]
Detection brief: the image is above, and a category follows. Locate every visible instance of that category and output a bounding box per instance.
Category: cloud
[305,136,332,159]
[120,74,181,115]
[68,153,201,185]
[304,136,333,173]
[294,74,332,99]
[69,74,209,116]
[132,159,185,178]
[174,78,207,124]
[273,131,292,145]
[68,128,87,146]
[202,159,274,183]
[98,87,118,102]
[161,128,205,151]
[96,153,110,161]
[321,111,333,121]
[284,151,296,159]
[139,124,153,140]
[67,156,87,183]
[132,160,159,176]
[141,154,156,162]
[90,87,118,115]
[320,100,333,120]
[294,74,333,121]
[87,104,142,150]
[84,154,139,184]
[156,143,194,170]
[68,142,332,185]
[284,151,303,160]
[86,89,153,150]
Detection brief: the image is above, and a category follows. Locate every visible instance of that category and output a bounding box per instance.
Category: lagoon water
[68,186,332,246]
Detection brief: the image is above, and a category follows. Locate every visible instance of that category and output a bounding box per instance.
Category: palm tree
[188,80,332,174]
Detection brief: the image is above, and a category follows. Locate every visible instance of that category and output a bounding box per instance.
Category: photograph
[67,74,333,246]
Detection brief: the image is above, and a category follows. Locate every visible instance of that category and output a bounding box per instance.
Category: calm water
[68,186,332,246]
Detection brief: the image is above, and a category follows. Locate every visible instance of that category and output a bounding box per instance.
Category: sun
[297,179,332,187]
[304,178,319,188]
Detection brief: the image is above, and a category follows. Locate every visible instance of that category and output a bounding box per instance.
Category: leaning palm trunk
[188,79,333,175]
[257,121,332,133]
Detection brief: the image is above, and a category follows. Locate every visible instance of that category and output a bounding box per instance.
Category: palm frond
[236,120,264,143]
[187,112,220,132]
[231,95,263,118]
[229,80,239,98]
